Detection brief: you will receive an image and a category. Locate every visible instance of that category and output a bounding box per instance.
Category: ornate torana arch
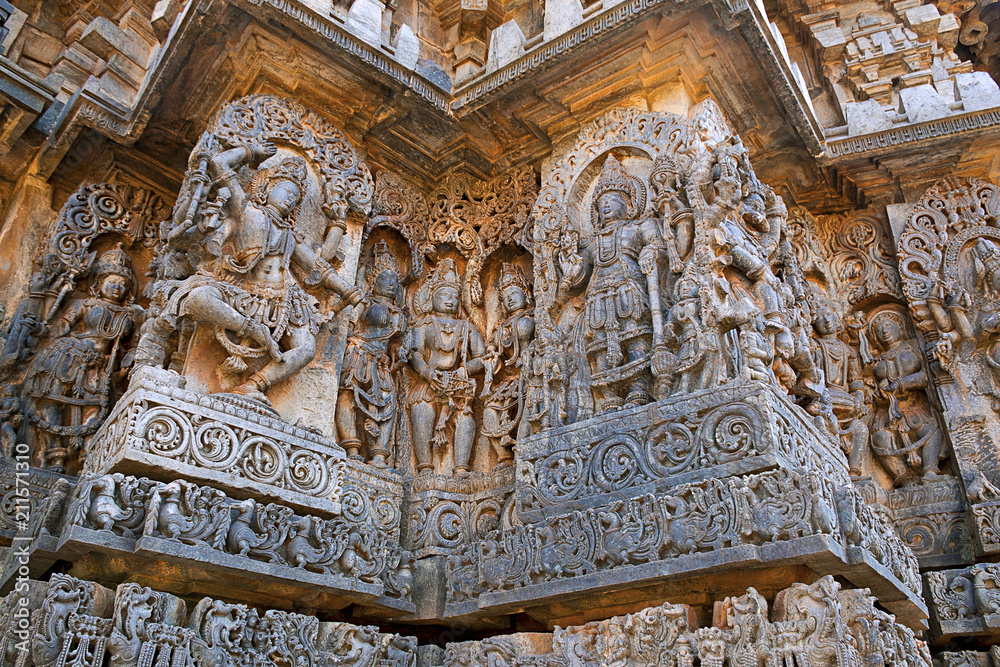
[897,176,1000,334]
[38,182,167,285]
[193,94,375,220]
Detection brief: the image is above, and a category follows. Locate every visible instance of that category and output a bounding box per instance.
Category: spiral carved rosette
[516,382,847,520]
[83,380,347,517]
[406,466,515,557]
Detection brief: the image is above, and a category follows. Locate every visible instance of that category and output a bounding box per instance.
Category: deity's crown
[593,155,641,214]
[499,262,529,296]
[427,257,462,295]
[976,238,1000,275]
[93,242,135,283]
[251,155,309,205]
[372,240,399,277]
[741,175,770,204]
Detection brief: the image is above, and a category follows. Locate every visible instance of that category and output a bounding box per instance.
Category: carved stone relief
[0,182,169,474]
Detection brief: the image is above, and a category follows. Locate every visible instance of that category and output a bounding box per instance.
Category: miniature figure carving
[808,304,869,476]
[407,259,487,475]
[336,241,408,466]
[478,263,535,463]
[557,155,664,413]
[149,144,363,403]
[664,276,719,395]
[22,245,141,473]
[862,313,946,486]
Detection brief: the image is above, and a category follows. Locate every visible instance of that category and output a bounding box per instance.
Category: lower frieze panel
[445,467,927,629]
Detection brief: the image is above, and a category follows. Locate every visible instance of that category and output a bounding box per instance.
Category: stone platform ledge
[84,366,347,516]
[926,562,1000,643]
[406,464,516,558]
[443,533,927,630]
[0,573,419,667]
[446,467,925,629]
[855,476,971,569]
[52,525,414,615]
[516,381,848,522]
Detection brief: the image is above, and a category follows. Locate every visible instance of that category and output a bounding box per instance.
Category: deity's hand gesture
[322,198,349,223]
[638,246,658,275]
[249,141,278,166]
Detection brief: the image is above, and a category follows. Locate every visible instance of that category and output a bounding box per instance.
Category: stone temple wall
[3,1,1000,666]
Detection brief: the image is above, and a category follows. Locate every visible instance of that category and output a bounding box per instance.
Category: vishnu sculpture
[557,155,664,413]
[407,259,487,475]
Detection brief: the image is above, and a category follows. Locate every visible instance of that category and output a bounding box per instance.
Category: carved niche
[531,102,827,424]
[363,166,537,479]
[133,94,374,434]
[896,177,1000,499]
[0,181,169,474]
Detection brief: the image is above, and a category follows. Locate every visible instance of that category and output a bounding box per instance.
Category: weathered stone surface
[7,0,1000,662]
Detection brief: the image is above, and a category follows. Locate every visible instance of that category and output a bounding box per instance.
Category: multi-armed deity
[407,259,487,476]
[336,241,409,466]
[557,155,665,413]
[20,245,142,473]
[137,143,363,404]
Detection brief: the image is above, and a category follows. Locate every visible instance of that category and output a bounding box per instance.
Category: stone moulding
[406,465,515,558]
[824,107,1000,159]
[927,562,1000,643]
[54,472,413,613]
[515,381,848,521]
[243,0,450,111]
[444,577,931,667]
[855,477,971,569]
[84,367,347,517]
[446,467,926,627]
[0,573,418,667]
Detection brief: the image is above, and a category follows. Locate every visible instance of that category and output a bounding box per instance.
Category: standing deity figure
[149,144,363,403]
[558,155,664,413]
[665,276,719,395]
[863,314,945,486]
[407,259,487,476]
[808,305,869,477]
[22,245,141,473]
[336,241,408,467]
[478,263,535,463]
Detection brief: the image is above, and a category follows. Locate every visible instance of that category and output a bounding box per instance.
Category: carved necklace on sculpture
[435,318,461,353]
[81,299,133,341]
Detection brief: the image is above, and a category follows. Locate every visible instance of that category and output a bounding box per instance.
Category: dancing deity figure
[864,314,945,486]
[336,241,408,466]
[558,155,664,413]
[407,259,487,476]
[151,144,363,403]
[22,245,142,473]
[479,263,535,463]
[809,304,869,476]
